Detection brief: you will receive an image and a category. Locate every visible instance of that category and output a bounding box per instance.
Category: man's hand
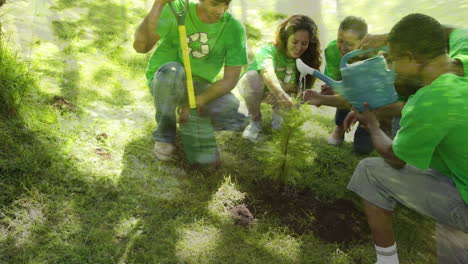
[320,84,334,95]
[343,111,358,133]
[178,105,190,124]
[302,90,323,106]
[352,102,379,131]
[359,33,389,50]
[178,104,209,124]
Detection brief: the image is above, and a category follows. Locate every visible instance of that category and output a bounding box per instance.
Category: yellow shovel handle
[177,25,196,109]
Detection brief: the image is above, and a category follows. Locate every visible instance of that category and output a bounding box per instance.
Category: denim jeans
[335,108,374,154]
[149,62,247,143]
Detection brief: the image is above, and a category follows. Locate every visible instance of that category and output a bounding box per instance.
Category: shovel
[168,0,218,165]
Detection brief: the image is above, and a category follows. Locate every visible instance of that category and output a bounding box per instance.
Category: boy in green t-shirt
[348,14,468,264]
[133,0,248,161]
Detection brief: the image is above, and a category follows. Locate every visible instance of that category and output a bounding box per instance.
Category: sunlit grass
[176,222,221,262]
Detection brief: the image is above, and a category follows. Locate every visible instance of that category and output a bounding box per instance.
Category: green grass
[0,1,437,263]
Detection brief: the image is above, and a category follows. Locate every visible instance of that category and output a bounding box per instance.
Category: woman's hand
[302,90,323,106]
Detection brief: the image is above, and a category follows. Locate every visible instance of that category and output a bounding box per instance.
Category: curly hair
[274,14,322,89]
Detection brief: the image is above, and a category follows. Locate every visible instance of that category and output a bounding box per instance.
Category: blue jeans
[149,62,247,143]
[335,108,374,154]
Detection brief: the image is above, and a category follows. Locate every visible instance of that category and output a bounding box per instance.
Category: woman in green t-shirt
[237,14,321,142]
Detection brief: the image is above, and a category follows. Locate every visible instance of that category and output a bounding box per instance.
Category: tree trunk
[240,0,247,23]
[336,0,343,22]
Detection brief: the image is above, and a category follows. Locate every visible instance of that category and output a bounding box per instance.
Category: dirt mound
[245,179,369,244]
[229,204,255,227]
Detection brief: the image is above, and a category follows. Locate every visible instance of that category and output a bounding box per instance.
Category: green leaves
[259,100,313,185]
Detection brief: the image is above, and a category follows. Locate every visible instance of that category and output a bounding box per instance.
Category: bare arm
[133,0,172,53]
[354,103,406,169]
[260,60,294,107]
[375,101,405,120]
[195,66,243,107]
[303,90,351,109]
[367,125,406,169]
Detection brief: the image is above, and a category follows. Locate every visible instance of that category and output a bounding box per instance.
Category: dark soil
[52,95,74,112]
[229,204,255,227]
[245,179,369,244]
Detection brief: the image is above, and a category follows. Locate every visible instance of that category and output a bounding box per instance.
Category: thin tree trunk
[336,0,343,22]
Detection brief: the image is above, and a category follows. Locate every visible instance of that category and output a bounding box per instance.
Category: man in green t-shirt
[303,16,376,154]
[354,27,468,137]
[133,0,248,161]
[348,14,468,264]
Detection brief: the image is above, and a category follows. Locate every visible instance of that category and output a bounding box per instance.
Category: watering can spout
[296,59,341,90]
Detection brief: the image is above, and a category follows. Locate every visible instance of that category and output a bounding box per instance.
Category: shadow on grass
[0,112,436,263]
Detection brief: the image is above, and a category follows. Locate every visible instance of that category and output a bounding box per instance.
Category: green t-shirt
[245,43,298,85]
[324,40,342,81]
[393,74,468,204]
[145,0,248,85]
[449,28,468,76]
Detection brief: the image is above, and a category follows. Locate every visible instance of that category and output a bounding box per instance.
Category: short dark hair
[389,13,446,60]
[212,0,231,4]
[339,16,368,39]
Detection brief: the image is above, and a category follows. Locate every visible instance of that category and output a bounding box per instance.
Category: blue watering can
[297,48,398,111]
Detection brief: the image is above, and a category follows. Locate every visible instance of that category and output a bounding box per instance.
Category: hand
[359,33,389,50]
[271,92,293,108]
[178,105,190,124]
[302,90,323,106]
[343,111,358,133]
[320,84,334,95]
[352,102,379,131]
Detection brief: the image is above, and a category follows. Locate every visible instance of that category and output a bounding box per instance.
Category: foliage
[330,248,353,264]
[244,23,262,41]
[51,20,83,40]
[0,42,35,117]
[259,99,313,186]
[259,10,288,23]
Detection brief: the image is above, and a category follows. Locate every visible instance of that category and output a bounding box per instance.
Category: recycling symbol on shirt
[186,32,210,58]
[276,66,295,83]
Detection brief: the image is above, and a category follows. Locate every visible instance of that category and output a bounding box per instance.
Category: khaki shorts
[348,157,468,263]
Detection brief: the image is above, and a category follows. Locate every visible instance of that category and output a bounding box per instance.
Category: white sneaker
[327,136,344,146]
[153,141,175,161]
[327,126,345,146]
[242,120,261,142]
[271,111,283,130]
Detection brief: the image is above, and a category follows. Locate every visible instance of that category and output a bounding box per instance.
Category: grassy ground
[1,0,436,263]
